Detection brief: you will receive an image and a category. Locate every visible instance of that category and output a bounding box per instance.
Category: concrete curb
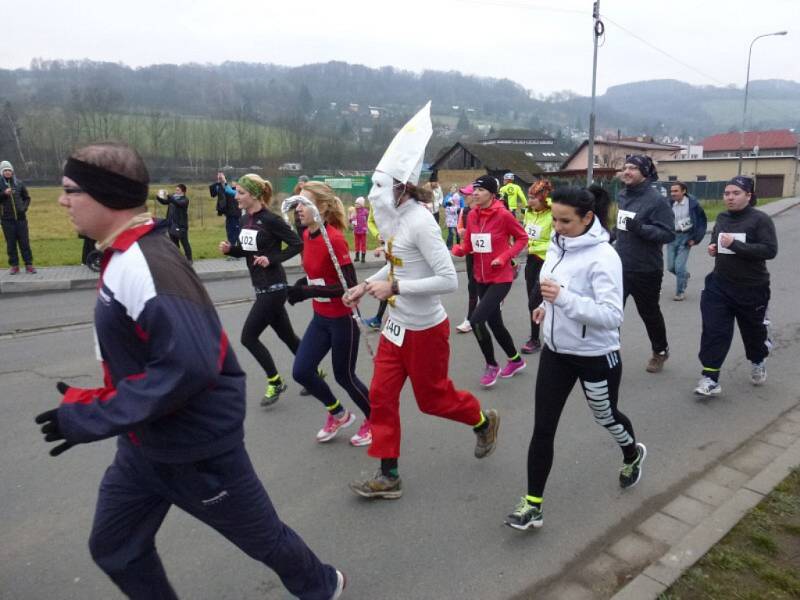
[608,407,800,599]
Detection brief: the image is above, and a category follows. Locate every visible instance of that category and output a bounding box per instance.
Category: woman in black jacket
[219,174,304,406]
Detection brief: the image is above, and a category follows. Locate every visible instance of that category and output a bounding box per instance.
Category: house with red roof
[700,129,799,159]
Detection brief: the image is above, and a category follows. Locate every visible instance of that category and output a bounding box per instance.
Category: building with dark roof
[429,142,544,188]
[476,129,573,172]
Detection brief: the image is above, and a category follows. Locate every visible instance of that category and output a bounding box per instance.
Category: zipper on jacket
[547,239,567,352]
[581,324,586,338]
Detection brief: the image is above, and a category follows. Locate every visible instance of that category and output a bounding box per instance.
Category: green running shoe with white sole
[261,381,287,407]
[505,498,543,530]
[619,442,647,489]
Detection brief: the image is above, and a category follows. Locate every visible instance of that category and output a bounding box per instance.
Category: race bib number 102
[238,228,258,252]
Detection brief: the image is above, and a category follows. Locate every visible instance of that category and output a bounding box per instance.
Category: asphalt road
[2,207,799,599]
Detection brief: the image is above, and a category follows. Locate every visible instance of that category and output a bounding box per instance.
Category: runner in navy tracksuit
[219,173,303,407]
[35,142,345,600]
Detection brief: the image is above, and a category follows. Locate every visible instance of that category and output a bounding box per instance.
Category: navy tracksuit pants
[699,273,771,375]
[89,440,336,600]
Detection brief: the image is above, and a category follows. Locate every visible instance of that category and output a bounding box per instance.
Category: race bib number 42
[616,210,636,231]
[471,233,492,253]
[382,317,406,347]
[238,228,258,252]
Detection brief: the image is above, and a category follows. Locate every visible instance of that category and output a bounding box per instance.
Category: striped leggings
[527,345,637,498]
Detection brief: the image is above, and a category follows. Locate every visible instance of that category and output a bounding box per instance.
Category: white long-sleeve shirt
[366,199,457,331]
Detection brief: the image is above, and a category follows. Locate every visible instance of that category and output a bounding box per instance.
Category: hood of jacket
[550,215,610,254]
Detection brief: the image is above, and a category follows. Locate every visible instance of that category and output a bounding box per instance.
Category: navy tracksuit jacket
[56,220,336,600]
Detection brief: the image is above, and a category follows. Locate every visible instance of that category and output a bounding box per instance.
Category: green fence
[279,175,371,201]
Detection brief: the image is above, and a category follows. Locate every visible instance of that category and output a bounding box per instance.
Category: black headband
[63,157,149,209]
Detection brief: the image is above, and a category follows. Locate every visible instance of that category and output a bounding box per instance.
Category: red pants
[354,232,367,253]
[368,318,483,459]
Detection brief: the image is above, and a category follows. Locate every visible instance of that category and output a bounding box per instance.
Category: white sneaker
[750,361,767,386]
[316,410,356,442]
[694,376,721,397]
[331,570,346,599]
[456,319,472,333]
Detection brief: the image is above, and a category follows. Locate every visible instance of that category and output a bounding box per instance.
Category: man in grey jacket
[614,155,675,373]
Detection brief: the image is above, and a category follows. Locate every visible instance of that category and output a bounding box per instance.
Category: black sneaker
[619,443,647,489]
[505,498,544,530]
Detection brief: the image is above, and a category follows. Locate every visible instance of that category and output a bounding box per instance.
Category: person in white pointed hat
[344,102,500,499]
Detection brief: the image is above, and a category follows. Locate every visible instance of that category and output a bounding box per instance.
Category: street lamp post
[737,30,788,175]
[586,1,603,186]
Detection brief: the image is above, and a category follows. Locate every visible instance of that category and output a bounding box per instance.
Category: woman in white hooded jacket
[505,185,647,531]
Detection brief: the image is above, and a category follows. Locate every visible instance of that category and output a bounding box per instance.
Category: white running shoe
[694,376,721,397]
[316,410,356,442]
[750,361,767,386]
[456,319,472,333]
[331,570,346,599]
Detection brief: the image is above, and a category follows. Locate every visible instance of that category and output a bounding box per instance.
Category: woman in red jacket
[453,175,529,387]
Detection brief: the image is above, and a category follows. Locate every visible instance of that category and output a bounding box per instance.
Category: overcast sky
[3,0,797,95]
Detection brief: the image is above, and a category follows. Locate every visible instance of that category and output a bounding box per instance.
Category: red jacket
[452,199,527,283]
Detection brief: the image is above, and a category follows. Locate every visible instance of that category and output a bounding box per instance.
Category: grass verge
[659,467,800,600]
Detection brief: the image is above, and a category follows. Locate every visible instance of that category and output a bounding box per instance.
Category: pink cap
[459,184,474,195]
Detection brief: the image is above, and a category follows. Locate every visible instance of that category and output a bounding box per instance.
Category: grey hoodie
[540,217,624,356]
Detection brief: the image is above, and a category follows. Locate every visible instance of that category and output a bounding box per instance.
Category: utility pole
[587,1,603,186]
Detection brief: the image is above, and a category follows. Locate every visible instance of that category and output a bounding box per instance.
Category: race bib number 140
[382,317,406,347]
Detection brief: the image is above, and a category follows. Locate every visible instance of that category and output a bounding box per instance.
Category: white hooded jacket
[540,217,623,356]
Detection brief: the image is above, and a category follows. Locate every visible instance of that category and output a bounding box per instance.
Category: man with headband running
[35,142,345,599]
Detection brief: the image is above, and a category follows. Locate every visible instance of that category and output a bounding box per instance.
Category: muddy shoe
[646,351,668,373]
[474,409,500,459]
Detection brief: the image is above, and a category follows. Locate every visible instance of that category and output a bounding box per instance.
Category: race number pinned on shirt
[676,217,692,232]
[616,210,636,231]
[382,316,406,347]
[471,233,492,253]
[307,277,331,302]
[238,228,259,252]
[526,224,542,240]
[717,232,746,254]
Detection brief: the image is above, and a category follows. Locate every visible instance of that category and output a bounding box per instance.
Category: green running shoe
[261,380,287,407]
[505,498,543,530]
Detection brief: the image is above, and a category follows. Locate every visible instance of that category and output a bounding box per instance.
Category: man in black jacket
[0,160,36,274]
[614,155,675,373]
[157,183,192,262]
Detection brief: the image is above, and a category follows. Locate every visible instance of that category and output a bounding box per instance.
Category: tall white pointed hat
[375,101,432,185]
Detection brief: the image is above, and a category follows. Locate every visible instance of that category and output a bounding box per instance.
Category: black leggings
[465,254,478,321]
[241,289,300,380]
[527,346,637,498]
[470,282,517,366]
[524,255,544,341]
[169,231,192,262]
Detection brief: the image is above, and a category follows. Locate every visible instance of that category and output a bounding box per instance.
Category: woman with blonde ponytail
[219,173,304,407]
[287,181,372,446]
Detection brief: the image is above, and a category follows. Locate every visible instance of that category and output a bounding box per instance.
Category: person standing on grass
[614,155,675,373]
[219,174,304,407]
[694,176,777,397]
[666,181,707,301]
[210,171,240,259]
[157,184,192,262]
[0,160,36,274]
[37,141,345,600]
[505,185,645,531]
[520,179,554,354]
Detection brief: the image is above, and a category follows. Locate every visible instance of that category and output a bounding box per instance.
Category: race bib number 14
[616,210,636,231]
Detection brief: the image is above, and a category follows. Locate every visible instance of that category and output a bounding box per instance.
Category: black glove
[34,382,76,457]
[625,217,642,233]
[287,285,313,306]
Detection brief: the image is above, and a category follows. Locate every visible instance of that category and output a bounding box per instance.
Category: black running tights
[470,282,516,366]
[527,346,637,498]
[241,289,300,379]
